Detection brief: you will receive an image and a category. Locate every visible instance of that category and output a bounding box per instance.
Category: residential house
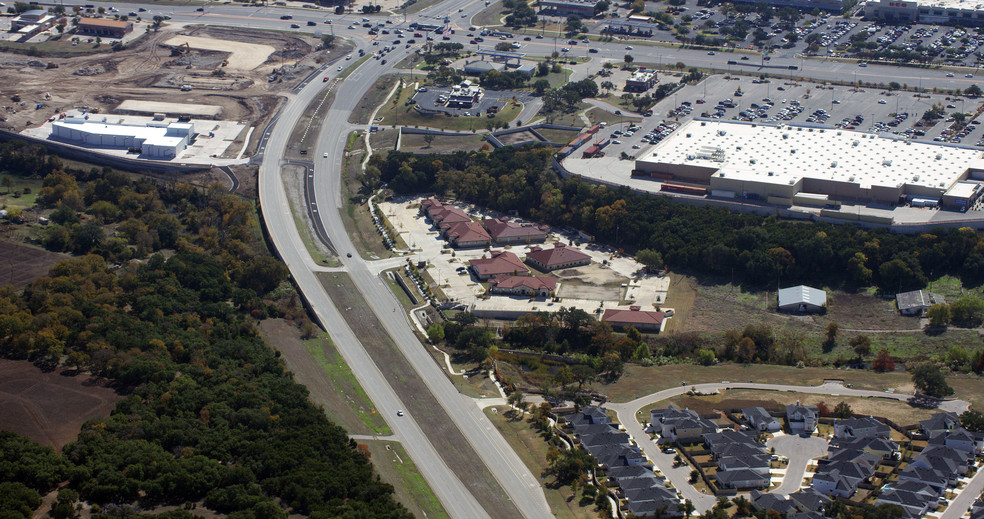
[749,490,795,516]
[482,217,548,245]
[788,488,831,515]
[524,244,591,271]
[778,285,827,314]
[601,307,666,333]
[811,447,883,498]
[833,436,897,457]
[441,221,491,248]
[927,426,981,456]
[488,275,556,297]
[877,480,941,518]
[786,404,819,435]
[469,251,528,280]
[716,468,771,489]
[833,416,890,441]
[970,496,984,519]
[743,407,782,433]
[564,406,609,426]
[649,405,716,443]
[896,290,945,316]
[919,412,960,436]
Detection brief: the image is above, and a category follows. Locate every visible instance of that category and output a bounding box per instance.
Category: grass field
[280,164,335,265]
[349,74,405,124]
[483,406,600,519]
[361,439,447,518]
[340,132,399,260]
[637,388,941,427]
[317,272,520,517]
[368,128,400,154]
[472,4,507,27]
[376,82,523,130]
[535,128,581,143]
[667,273,981,360]
[399,132,487,154]
[0,176,42,212]
[584,107,643,126]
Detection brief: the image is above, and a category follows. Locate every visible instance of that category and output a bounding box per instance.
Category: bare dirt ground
[0,26,350,161]
[0,241,68,288]
[0,359,123,450]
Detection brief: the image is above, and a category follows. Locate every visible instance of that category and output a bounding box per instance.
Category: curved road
[607,380,971,514]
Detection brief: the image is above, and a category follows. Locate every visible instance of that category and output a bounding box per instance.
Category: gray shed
[778,285,826,313]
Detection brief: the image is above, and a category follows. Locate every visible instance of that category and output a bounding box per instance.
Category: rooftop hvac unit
[936,154,943,160]
[913,175,920,181]
[768,171,774,176]
[849,176,855,182]
[783,134,789,139]
[686,133,692,138]
[883,160,892,166]
[852,140,860,147]
[718,130,727,136]
[750,159,757,164]
[831,161,837,168]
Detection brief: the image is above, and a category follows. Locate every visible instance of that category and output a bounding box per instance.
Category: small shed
[896,290,945,316]
[777,285,826,314]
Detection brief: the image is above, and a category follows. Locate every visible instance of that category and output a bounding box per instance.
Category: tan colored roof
[444,221,490,244]
[79,17,130,28]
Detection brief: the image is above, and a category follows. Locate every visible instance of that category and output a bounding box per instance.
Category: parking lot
[377,196,669,316]
[573,73,984,161]
[411,87,532,117]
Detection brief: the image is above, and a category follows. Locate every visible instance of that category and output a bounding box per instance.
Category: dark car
[280,14,292,19]
[307,20,316,26]
[290,23,300,28]
[588,48,598,53]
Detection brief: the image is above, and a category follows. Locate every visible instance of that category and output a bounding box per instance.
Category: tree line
[0,144,410,519]
[368,145,984,292]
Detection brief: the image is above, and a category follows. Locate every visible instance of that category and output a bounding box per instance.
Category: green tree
[624,54,634,64]
[949,296,984,327]
[927,303,950,328]
[636,248,663,271]
[1,175,11,194]
[832,401,854,418]
[426,323,445,343]
[959,409,984,432]
[911,363,954,398]
[544,447,594,484]
[849,334,871,360]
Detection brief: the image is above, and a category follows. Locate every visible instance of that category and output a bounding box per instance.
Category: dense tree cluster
[370,145,984,291]
[0,146,408,518]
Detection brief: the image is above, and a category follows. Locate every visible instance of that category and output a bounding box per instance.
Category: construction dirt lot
[0,25,352,169]
[0,358,123,450]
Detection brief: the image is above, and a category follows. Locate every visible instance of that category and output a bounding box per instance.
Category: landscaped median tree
[911,363,954,398]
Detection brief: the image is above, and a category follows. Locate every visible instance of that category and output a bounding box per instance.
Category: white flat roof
[639,120,983,191]
[54,119,191,147]
[881,0,984,10]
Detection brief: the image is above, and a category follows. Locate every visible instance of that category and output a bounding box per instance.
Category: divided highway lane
[258,45,494,519]
[312,50,554,519]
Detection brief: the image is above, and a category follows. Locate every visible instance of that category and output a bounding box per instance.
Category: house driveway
[766,434,829,496]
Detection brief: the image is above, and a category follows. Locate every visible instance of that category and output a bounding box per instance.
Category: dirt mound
[73,65,107,76]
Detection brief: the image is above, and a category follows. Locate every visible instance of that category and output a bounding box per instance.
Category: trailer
[660,183,707,196]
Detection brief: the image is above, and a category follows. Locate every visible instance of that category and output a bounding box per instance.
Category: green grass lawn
[483,406,601,519]
[361,439,448,519]
[0,176,42,212]
[377,85,523,130]
[304,334,392,436]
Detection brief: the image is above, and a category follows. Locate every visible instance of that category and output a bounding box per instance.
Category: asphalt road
[766,434,828,496]
[46,0,983,93]
[607,380,972,514]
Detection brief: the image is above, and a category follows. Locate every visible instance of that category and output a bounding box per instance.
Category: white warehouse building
[634,119,984,206]
[52,118,194,159]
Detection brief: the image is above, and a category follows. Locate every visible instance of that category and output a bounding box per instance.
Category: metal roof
[778,285,826,308]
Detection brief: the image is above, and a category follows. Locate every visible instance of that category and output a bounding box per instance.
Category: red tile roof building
[78,17,133,38]
[469,251,529,280]
[482,217,549,245]
[489,275,557,297]
[525,244,591,271]
[442,221,491,248]
[420,198,471,226]
[602,307,666,332]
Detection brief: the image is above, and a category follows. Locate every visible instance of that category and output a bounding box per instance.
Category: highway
[36,0,984,516]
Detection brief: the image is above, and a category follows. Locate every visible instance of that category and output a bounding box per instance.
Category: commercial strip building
[51,118,194,159]
[536,0,596,17]
[868,0,984,26]
[633,120,984,208]
[77,17,133,38]
[9,9,59,41]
